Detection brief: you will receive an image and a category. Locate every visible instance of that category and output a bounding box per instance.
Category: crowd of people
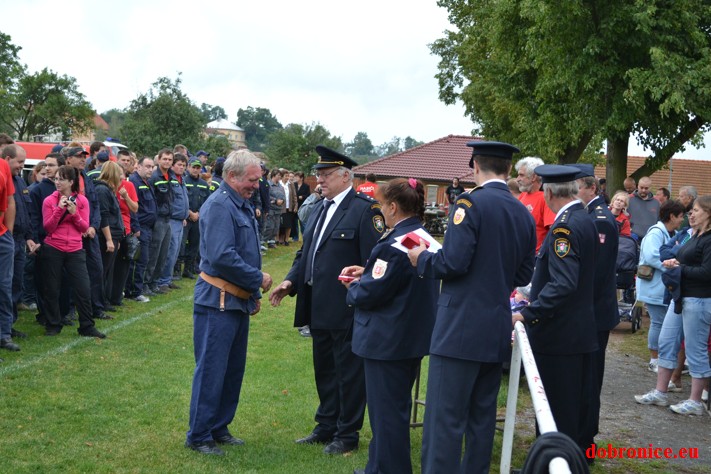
[2,133,709,473]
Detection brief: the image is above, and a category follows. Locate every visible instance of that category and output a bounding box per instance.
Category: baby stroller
[616,235,642,332]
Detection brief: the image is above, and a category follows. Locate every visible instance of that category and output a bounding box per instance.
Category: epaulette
[455,186,481,208]
[558,208,571,224]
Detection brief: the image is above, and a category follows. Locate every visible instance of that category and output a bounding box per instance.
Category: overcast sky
[3,0,709,159]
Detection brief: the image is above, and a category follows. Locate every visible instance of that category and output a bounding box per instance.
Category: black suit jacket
[587,195,619,331]
[286,188,383,330]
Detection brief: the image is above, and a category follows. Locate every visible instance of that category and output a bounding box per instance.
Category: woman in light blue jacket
[636,200,686,372]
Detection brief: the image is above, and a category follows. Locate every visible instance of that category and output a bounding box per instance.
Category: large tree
[346,131,376,162]
[264,122,342,172]
[121,75,206,155]
[0,32,25,135]
[432,0,711,191]
[236,106,283,151]
[200,103,227,123]
[2,67,95,141]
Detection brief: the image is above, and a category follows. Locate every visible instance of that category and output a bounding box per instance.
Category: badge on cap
[453,207,466,225]
[373,215,385,233]
[372,259,388,279]
[554,238,570,258]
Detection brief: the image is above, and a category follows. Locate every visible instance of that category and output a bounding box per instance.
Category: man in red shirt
[356,173,378,198]
[515,156,556,252]
[0,156,18,354]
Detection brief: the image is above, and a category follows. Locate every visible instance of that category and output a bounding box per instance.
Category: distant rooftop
[207,118,243,131]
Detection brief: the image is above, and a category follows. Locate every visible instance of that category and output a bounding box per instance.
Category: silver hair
[515,156,545,178]
[680,185,698,200]
[335,166,354,182]
[224,149,261,177]
[543,181,579,198]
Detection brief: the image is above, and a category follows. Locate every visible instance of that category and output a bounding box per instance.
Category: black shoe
[94,312,114,320]
[213,434,245,446]
[0,338,21,351]
[295,432,333,445]
[182,271,195,279]
[78,327,106,339]
[45,327,62,336]
[11,328,27,339]
[151,285,168,295]
[36,313,47,326]
[324,439,358,455]
[168,282,181,290]
[104,305,117,312]
[185,440,224,456]
[61,316,75,326]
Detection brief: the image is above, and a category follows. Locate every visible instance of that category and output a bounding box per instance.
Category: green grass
[0,245,689,473]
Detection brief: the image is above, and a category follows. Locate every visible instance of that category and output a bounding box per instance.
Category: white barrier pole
[500,329,522,474]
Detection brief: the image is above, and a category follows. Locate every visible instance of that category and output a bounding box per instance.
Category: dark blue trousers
[0,232,14,338]
[364,357,420,474]
[421,355,503,474]
[83,235,106,315]
[186,304,250,443]
[126,227,151,297]
[12,237,26,322]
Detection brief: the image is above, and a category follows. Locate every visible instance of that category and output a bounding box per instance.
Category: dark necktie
[305,199,333,284]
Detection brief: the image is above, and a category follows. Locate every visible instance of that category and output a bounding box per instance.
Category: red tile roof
[354,135,482,185]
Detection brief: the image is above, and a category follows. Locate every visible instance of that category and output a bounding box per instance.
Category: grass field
[0,244,688,473]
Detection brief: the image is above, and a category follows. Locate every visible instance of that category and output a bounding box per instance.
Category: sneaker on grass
[669,399,704,416]
[634,389,669,406]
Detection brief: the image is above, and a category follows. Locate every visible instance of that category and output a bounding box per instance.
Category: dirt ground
[597,324,711,472]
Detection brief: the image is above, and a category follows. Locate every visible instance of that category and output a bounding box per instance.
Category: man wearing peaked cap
[408,140,536,473]
[513,163,599,456]
[270,144,384,456]
[566,163,619,452]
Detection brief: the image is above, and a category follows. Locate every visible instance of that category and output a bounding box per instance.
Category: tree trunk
[606,135,629,194]
[559,132,593,164]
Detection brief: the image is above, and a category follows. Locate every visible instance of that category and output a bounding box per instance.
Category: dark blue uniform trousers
[83,235,107,315]
[187,304,249,443]
[421,355,502,474]
[126,227,151,298]
[12,237,26,322]
[364,357,420,474]
[0,232,14,338]
[580,330,610,449]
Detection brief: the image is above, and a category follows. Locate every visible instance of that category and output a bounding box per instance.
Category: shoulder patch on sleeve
[552,227,570,235]
[373,215,385,233]
[453,207,466,225]
[554,238,570,258]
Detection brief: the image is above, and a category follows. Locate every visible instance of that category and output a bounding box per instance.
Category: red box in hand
[401,232,430,250]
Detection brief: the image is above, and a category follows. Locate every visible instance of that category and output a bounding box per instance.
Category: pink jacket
[43,191,90,253]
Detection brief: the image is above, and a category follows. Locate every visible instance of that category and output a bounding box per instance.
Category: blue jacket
[194,183,263,314]
[170,175,189,220]
[522,202,598,355]
[417,181,536,363]
[12,175,32,242]
[636,221,672,305]
[348,216,438,360]
[149,168,174,218]
[129,171,157,231]
[81,170,102,231]
[184,174,210,211]
[29,178,57,243]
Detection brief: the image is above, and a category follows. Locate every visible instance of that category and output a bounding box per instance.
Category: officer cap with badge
[568,163,595,180]
[533,164,580,259]
[466,140,520,169]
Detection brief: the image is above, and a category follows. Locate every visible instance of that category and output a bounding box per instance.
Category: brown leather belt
[199,272,252,311]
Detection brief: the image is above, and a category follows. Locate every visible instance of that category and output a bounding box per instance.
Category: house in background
[206,118,247,148]
[354,134,711,204]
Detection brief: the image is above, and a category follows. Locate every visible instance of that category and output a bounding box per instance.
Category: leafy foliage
[237,106,283,151]
[121,76,207,156]
[199,103,227,122]
[346,131,376,162]
[264,122,342,172]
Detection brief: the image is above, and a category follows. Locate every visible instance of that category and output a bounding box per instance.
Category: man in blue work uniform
[126,156,157,300]
[155,153,189,289]
[513,164,598,454]
[569,163,619,457]
[409,141,536,474]
[181,159,210,278]
[145,148,174,294]
[270,145,384,455]
[185,149,272,456]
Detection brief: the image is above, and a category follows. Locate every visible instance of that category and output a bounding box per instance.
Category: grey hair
[543,181,579,198]
[680,185,698,200]
[515,156,545,178]
[335,166,353,182]
[224,149,261,177]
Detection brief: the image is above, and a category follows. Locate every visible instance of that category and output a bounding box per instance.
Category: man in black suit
[270,146,384,455]
[513,165,598,453]
[409,141,536,474]
[569,164,619,456]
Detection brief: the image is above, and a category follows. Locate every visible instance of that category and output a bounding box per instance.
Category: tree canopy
[237,106,283,152]
[432,0,711,191]
[264,122,342,172]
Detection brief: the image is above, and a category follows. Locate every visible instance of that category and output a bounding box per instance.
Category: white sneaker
[702,389,709,402]
[670,399,704,416]
[635,389,669,406]
[667,381,683,393]
[134,295,150,303]
[648,360,658,373]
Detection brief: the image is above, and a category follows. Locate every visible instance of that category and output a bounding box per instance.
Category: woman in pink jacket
[41,165,105,338]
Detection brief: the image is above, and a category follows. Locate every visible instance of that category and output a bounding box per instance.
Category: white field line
[0,294,193,378]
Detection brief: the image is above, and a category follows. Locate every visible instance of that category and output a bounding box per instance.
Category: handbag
[637,264,655,280]
[125,233,141,261]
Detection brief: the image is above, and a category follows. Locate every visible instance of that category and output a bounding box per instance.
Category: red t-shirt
[613,211,632,237]
[519,190,556,252]
[356,181,377,198]
[118,180,138,235]
[0,159,15,236]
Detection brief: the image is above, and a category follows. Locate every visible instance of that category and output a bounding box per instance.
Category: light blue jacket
[636,221,671,305]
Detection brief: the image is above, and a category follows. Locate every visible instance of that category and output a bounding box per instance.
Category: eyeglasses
[314,168,340,179]
[53,177,68,182]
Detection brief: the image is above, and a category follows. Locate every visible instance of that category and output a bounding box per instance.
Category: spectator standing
[627,176,660,239]
[257,164,270,246]
[95,162,125,314]
[410,142,536,474]
[0,150,17,354]
[86,150,110,181]
[145,149,175,294]
[515,156,556,252]
[444,177,465,214]
[355,173,378,198]
[609,190,632,237]
[265,169,285,248]
[156,153,189,289]
[111,153,140,305]
[127,157,157,300]
[678,185,697,229]
[182,159,210,278]
[292,171,310,241]
[278,170,298,246]
[20,162,47,310]
[655,187,670,205]
[623,177,637,193]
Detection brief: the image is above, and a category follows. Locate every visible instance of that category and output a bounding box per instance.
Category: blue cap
[214,157,226,165]
[51,144,65,153]
[534,164,579,184]
[466,141,520,168]
[196,150,210,157]
[96,150,110,162]
[567,163,595,179]
[313,145,357,169]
